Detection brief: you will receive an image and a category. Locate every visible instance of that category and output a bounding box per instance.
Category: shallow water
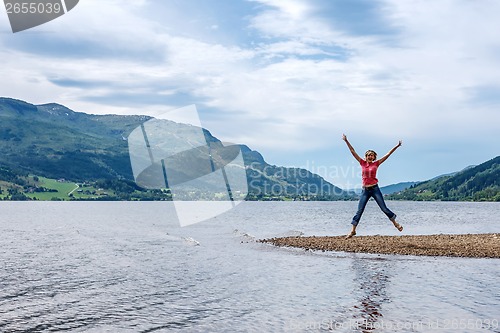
[0,201,499,332]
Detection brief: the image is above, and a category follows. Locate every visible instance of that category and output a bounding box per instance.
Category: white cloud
[248,0,336,44]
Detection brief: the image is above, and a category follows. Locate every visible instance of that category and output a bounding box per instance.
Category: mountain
[0,98,149,181]
[0,97,348,199]
[343,182,418,195]
[380,182,419,195]
[429,165,476,181]
[386,156,500,201]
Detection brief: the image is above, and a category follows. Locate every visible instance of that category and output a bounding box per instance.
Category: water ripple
[0,201,499,332]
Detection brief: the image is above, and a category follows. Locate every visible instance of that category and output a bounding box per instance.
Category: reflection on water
[351,257,392,332]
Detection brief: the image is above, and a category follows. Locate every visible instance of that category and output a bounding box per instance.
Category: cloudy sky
[1,0,499,188]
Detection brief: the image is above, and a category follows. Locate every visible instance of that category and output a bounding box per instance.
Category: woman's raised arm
[342,134,362,162]
[378,140,402,164]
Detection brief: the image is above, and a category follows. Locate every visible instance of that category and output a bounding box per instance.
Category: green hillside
[386,156,500,201]
[0,97,349,200]
[0,98,147,180]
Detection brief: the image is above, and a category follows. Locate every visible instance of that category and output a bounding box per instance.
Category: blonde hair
[365,150,377,159]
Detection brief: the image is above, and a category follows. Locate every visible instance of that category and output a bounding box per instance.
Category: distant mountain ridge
[429,165,476,181]
[380,182,419,195]
[386,156,500,201]
[344,182,418,195]
[2,97,496,201]
[0,97,348,199]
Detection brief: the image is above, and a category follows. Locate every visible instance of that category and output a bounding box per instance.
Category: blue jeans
[352,184,396,226]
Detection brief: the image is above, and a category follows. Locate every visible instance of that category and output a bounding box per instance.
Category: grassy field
[26,177,77,200]
[24,176,115,200]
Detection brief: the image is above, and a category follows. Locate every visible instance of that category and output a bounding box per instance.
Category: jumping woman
[342,134,403,239]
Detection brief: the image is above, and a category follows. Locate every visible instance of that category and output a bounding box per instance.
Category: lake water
[0,201,499,332]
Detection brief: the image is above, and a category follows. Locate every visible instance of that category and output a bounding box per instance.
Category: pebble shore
[259,233,500,258]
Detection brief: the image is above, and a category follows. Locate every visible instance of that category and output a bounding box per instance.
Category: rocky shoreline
[259,233,500,258]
